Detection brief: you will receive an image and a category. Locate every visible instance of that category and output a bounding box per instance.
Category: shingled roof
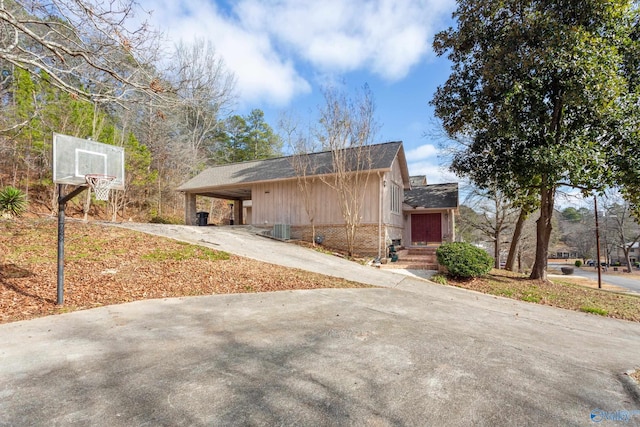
[404,183,459,210]
[177,141,409,196]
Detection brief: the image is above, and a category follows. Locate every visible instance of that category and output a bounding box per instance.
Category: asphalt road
[549,262,640,294]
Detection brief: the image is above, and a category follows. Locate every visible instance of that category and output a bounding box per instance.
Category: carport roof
[177,141,409,199]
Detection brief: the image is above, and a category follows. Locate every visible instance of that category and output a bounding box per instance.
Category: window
[390,183,401,214]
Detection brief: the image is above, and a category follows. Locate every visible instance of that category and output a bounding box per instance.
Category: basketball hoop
[85,174,115,201]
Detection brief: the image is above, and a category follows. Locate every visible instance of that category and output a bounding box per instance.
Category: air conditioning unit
[273,224,291,240]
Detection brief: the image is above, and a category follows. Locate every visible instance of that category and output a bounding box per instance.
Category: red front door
[411,213,442,244]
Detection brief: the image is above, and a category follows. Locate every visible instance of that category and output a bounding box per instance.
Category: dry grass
[0,218,370,324]
[442,269,640,322]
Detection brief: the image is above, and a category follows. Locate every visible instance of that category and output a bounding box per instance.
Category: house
[177,141,459,256]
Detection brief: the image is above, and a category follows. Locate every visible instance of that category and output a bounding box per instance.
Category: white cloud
[406,144,438,161]
[141,0,311,106]
[140,0,454,107]
[407,159,458,184]
[237,0,453,80]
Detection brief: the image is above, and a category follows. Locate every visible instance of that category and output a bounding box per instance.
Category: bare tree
[280,112,319,245]
[603,192,640,272]
[0,0,162,104]
[316,85,379,257]
[166,38,236,173]
[460,186,519,268]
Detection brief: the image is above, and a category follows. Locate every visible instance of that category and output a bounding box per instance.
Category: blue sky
[140,0,459,183]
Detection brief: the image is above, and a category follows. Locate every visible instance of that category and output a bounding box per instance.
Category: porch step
[407,247,439,256]
[380,249,439,270]
[380,262,439,270]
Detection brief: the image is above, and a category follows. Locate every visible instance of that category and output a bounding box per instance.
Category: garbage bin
[196,211,209,226]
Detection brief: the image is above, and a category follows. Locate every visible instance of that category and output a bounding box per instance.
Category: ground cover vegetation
[4,218,639,324]
[0,219,369,324]
[433,269,640,322]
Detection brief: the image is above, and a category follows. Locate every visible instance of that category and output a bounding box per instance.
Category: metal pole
[56,184,88,305]
[594,196,602,289]
[57,184,65,305]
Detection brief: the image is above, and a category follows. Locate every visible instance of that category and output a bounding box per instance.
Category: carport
[181,185,250,226]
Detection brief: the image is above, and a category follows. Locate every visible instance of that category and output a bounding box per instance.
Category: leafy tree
[432,0,640,280]
[245,109,282,160]
[213,109,282,164]
[561,207,583,223]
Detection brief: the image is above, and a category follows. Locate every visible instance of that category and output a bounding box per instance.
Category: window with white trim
[390,183,401,214]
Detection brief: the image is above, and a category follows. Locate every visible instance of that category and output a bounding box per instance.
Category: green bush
[574,260,582,267]
[0,186,27,217]
[436,242,493,278]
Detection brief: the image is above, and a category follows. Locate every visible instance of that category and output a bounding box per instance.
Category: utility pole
[594,196,602,289]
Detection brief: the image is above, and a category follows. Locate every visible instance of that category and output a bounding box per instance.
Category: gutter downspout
[378,171,383,259]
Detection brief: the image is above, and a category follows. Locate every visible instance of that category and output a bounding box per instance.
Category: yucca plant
[0,186,27,217]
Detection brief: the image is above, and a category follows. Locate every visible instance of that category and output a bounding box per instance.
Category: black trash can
[196,211,209,226]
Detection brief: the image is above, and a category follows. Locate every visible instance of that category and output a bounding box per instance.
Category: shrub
[574,260,582,267]
[0,186,27,217]
[436,242,493,278]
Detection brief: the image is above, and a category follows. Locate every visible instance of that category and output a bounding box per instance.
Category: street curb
[620,370,640,404]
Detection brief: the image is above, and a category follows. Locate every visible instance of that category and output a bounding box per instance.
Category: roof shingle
[178,141,406,192]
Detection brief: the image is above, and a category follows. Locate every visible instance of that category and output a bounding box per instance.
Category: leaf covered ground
[442,269,640,322]
[0,218,369,324]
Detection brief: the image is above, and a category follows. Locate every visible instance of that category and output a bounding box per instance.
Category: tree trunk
[494,229,501,269]
[83,189,91,222]
[505,208,527,271]
[530,186,555,280]
[624,248,633,273]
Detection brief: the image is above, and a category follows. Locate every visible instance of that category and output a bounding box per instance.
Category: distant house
[178,141,458,256]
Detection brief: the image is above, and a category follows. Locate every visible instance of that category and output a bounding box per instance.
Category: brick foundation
[292,223,382,256]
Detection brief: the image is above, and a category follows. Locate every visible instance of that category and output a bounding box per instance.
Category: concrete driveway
[1,224,640,426]
[111,223,421,287]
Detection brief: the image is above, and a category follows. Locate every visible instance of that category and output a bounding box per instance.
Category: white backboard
[53,133,125,190]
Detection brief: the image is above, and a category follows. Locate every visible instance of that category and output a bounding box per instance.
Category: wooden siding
[384,157,405,229]
[251,175,382,226]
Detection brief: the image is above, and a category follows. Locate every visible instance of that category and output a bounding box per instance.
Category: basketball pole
[57,184,88,305]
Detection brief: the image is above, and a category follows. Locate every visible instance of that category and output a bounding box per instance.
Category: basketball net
[85,174,115,201]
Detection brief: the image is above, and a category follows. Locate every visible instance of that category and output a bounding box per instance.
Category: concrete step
[382,248,439,270]
[380,262,439,270]
[406,247,439,256]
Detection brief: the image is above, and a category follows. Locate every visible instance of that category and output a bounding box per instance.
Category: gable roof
[404,183,459,210]
[409,175,427,187]
[178,141,410,194]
